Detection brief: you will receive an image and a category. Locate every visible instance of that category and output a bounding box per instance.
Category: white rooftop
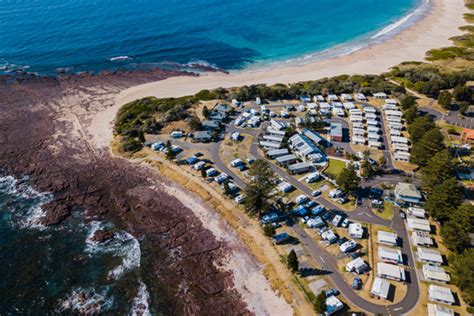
[371,277,390,299]
[429,285,455,305]
[377,262,406,281]
[377,231,398,245]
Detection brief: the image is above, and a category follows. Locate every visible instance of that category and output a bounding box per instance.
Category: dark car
[352,278,362,290]
[337,237,348,245]
[349,251,360,259]
[322,212,331,220]
[325,288,339,297]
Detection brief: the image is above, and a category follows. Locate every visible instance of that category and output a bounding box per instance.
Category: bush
[120,137,143,153]
[263,224,275,237]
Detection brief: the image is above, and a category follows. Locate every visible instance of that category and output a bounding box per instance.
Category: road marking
[393,307,403,311]
[366,213,373,218]
[319,256,326,264]
[386,305,392,316]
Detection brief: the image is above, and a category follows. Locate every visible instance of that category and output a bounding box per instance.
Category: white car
[295,194,308,204]
[341,218,350,228]
[235,194,245,204]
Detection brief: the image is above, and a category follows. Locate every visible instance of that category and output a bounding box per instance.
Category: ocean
[0,0,426,75]
[0,176,151,314]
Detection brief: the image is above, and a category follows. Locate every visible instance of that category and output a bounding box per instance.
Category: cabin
[276,154,297,166]
[377,231,398,246]
[407,207,426,218]
[378,247,403,264]
[374,92,388,99]
[267,148,289,159]
[423,264,450,283]
[193,130,212,143]
[259,140,281,150]
[407,217,431,232]
[329,123,343,142]
[377,262,406,282]
[428,285,455,305]
[202,120,220,130]
[394,182,422,205]
[412,231,434,247]
[289,133,321,158]
[417,248,443,266]
[427,303,454,316]
[288,162,312,174]
[371,277,391,300]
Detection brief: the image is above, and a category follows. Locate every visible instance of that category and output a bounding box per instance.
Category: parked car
[337,237,348,245]
[352,278,362,290]
[349,251,361,259]
[325,288,339,297]
[322,212,331,220]
[341,218,350,228]
[311,190,322,197]
[338,196,349,204]
[399,211,406,219]
[273,233,290,245]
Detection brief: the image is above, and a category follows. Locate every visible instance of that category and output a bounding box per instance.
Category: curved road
[209,119,420,315]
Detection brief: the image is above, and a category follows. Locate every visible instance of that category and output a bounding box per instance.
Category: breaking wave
[0,175,53,229]
[85,221,141,280]
[130,281,151,316]
[57,287,114,314]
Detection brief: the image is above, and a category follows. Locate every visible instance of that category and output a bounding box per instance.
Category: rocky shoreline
[0,69,250,315]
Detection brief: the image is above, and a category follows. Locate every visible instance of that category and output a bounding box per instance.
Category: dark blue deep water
[0,0,424,75]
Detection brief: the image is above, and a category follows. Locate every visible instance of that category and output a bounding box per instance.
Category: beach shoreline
[88,0,466,150]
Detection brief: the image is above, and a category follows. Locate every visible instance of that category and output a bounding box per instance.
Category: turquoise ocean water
[0,0,427,75]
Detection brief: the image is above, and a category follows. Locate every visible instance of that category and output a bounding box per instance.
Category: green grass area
[373,202,395,220]
[425,46,473,61]
[324,159,346,179]
[459,25,474,33]
[450,34,474,48]
[464,13,474,23]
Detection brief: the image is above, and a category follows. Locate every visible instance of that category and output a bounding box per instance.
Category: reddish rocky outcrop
[0,70,251,315]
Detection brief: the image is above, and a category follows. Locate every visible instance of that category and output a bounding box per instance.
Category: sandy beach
[88,0,466,149]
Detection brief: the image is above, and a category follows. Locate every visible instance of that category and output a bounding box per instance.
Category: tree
[201,167,207,178]
[263,224,276,237]
[243,159,276,216]
[459,101,470,116]
[438,91,452,109]
[421,150,455,193]
[378,156,386,169]
[314,291,327,314]
[424,178,464,221]
[165,140,176,160]
[188,115,202,131]
[287,249,299,273]
[336,164,360,195]
[400,95,417,110]
[408,115,436,144]
[404,105,419,124]
[410,128,445,167]
[450,249,474,305]
[202,106,211,118]
[453,85,472,103]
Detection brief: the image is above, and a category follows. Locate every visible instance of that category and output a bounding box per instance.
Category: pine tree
[165,140,176,160]
[425,178,464,221]
[243,159,275,216]
[336,164,360,195]
[314,291,327,314]
[263,224,276,237]
[410,128,445,166]
[421,150,455,193]
[287,249,299,273]
[202,106,211,118]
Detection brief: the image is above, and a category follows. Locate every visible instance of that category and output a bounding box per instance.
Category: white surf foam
[130,281,151,316]
[85,222,141,280]
[110,55,133,62]
[57,287,114,314]
[0,175,53,230]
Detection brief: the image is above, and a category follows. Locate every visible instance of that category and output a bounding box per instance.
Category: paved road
[191,112,420,314]
[208,122,420,315]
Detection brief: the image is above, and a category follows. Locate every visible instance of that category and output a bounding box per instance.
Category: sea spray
[57,287,114,314]
[85,221,141,280]
[130,281,151,316]
[0,175,52,229]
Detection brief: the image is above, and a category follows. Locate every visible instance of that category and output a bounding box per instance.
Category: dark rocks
[90,230,114,243]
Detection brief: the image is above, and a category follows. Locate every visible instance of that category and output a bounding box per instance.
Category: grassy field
[324,158,346,179]
[372,201,395,220]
